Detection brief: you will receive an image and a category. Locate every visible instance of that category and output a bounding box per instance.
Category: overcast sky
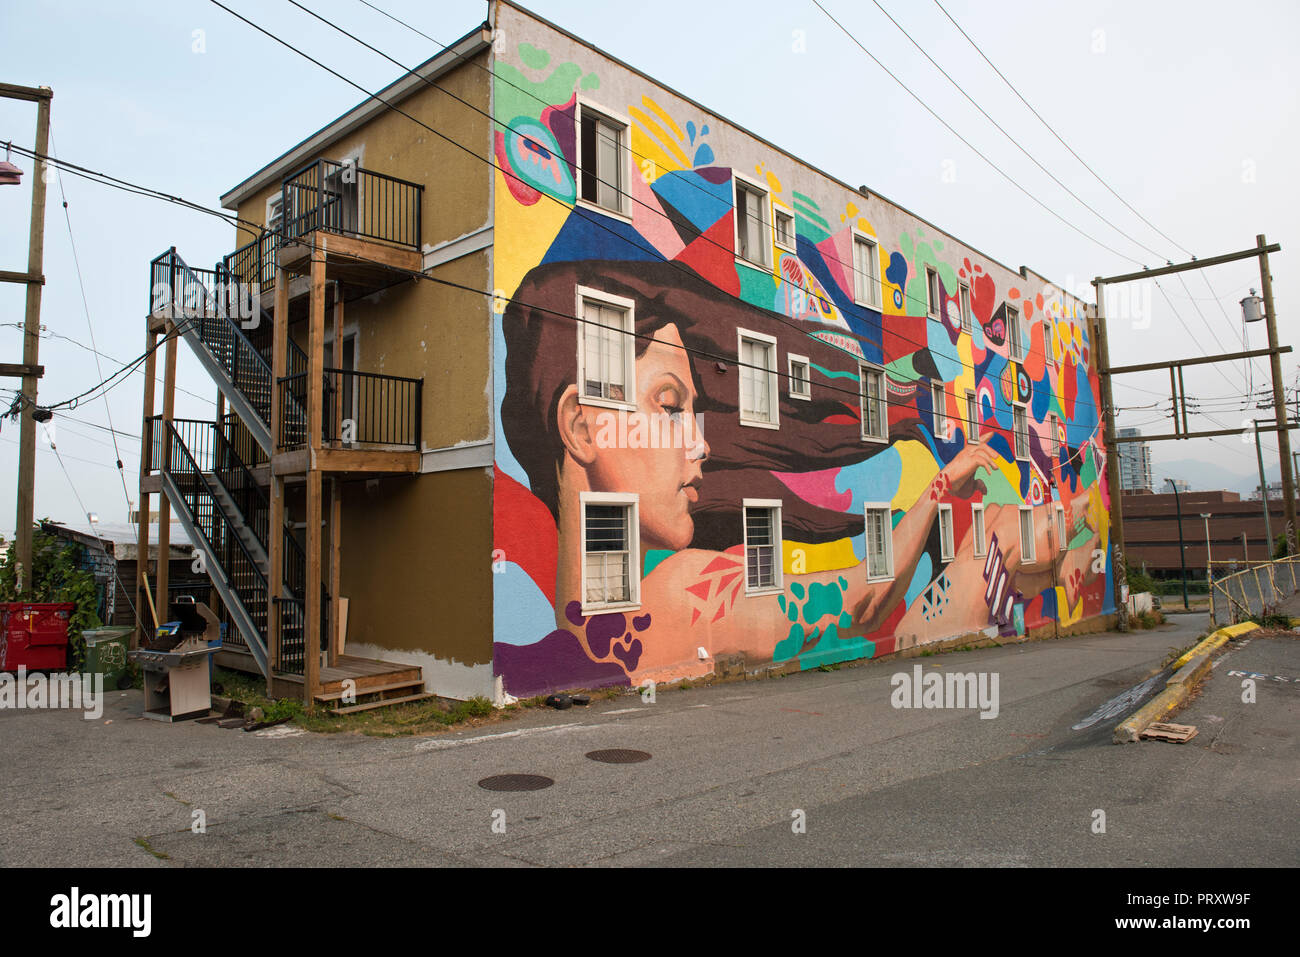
[1,0,1297,537]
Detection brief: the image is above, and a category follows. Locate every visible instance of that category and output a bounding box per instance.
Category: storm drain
[477,774,554,792]
[585,749,652,764]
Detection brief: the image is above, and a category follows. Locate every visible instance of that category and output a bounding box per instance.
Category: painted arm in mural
[610,441,1000,679]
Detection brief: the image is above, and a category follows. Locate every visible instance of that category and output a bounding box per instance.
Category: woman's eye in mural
[655,384,686,422]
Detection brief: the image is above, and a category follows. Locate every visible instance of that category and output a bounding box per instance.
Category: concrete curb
[1113,622,1259,744]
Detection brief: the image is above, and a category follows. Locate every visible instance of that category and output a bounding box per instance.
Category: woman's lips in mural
[681,480,700,503]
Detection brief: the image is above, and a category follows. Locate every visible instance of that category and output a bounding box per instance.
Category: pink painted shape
[700,555,741,574]
[630,171,685,260]
[817,232,853,299]
[772,467,852,512]
[716,572,741,594]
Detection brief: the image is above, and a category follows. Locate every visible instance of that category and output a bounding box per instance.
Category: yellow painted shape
[891,441,940,511]
[641,95,684,142]
[846,201,858,217]
[1056,587,1083,626]
[784,537,859,574]
[629,106,690,170]
[493,169,573,304]
[765,168,783,194]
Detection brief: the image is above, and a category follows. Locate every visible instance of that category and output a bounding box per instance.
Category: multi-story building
[1117,427,1154,492]
[135,1,1116,707]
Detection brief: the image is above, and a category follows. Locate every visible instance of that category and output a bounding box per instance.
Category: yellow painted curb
[1113,624,1258,744]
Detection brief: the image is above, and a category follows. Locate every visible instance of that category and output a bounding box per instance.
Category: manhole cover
[477,774,554,792]
[585,749,651,764]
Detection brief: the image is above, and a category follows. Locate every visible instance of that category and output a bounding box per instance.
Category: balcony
[273,366,423,475]
[223,158,424,299]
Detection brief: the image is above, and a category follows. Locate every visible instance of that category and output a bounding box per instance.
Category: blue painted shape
[541,207,663,265]
[492,562,558,646]
[833,445,903,512]
[650,169,732,233]
[904,552,934,608]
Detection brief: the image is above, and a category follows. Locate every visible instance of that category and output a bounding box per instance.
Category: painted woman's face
[584,323,709,551]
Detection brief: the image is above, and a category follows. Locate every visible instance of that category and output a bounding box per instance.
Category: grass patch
[134,837,169,860]
[1249,612,1292,629]
[1129,610,1167,630]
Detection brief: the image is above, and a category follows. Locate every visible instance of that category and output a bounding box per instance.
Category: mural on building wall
[489,21,1114,700]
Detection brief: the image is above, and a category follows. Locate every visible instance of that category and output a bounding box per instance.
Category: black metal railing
[144,414,164,474]
[222,231,279,292]
[281,158,422,250]
[222,411,267,470]
[277,526,328,677]
[274,368,422,450]
[164,420,269,650]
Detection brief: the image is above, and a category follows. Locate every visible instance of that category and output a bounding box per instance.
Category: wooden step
[313,678,425,703]
[328,692,435,715]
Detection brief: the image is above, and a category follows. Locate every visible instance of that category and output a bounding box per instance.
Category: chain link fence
[1209,555,1300,626]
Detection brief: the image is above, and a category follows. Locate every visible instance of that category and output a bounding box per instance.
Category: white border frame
[1018,504,1037,565]
[959,282,973,333]
[579,491,641,615]
[1042,317,1055,368]
[742,498,784,595]
[576,285,637,412]
[851,230,881,308]
[1012,401,1030,461]
[1007,304,1023,361]
[859,362,888,443]
[925,266,942,318]
[787,353,811,401]
[864,502,895,582]
[971,502,987,558]
[965,389,980,444]
[737,327,780,430]
[772,201,797,254]
[938,503,955,562]
[932,381,947,439]
[732,169,773,270]
[575,97,634,223]
[1056,502,1067,552]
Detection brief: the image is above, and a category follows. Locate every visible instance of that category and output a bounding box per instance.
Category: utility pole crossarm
[1098,242,1281,285]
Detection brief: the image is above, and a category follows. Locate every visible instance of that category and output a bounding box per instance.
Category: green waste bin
[84,627,133,689]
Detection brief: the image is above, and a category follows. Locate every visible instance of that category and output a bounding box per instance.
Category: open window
[865,504,895,581]
[733,172,771,269]
[578,101,630,217]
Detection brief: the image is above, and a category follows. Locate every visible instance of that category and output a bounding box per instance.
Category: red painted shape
[1064,356,1078,418]
[1009,287,1020,299]
[822,412,860,426]
[1023,327,1046,380]
[970,272,997,325]
[494,131,541,206]
[690,608,701,626]
[1023,299,1034,320]
[675,214,741,296]
[716,572,741,593]
[493,467,557,603]
[711,601,728,623]
[685,580,712,602]
[700,554,741,574]
[883,312,927,365]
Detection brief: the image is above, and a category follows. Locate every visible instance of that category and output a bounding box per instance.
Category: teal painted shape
[643,549,674,576]
[800,579,847,625]
[774,623,810,664]
[903,552,934,608]
[797,625,876,670]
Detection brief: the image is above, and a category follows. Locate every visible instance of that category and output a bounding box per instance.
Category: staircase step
[327,692,435,716]
[313,679,425,703]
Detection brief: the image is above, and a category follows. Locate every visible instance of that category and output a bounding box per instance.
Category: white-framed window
[971,503,987,557]
[576,286,636,408]
[787,353,811,400]
[1018,505,1036,565]
[733,172,771,268]
[577,100,631,217]
[738,328,779,428]
[865,504,895,581]
[959,282,972,332]
[1049,413,1060,459]
[1055,503,1067,552]
[743,499,783,593]
[774,206,796,253]
[926,267,942,318]
[938,503,955,562]
[932,382,947,438]
[1042,318,1054,366]
[1013,402,1030,461]
[266,193,284,235]
[1007,305,1023,360]
[581,492,640,612]
[965,390,980,443]
[860,362,887,442]
[853,232,880,308]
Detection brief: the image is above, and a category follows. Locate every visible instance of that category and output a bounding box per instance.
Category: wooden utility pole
[0,83,52,595]
[1256,234,1296,552]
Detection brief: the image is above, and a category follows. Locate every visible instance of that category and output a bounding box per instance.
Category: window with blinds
[735,179,770,268]
[939,504,955,562]
[1019,506,1036,564]
[854,234,879,307]
[1013,403,1030,461]
[865,505,894,580]
[583,501,634,606]
[972,503,986,557]
[744,503,781,592]
[580,293,632,404]
[739,331,778,427]
[860,365,887,441]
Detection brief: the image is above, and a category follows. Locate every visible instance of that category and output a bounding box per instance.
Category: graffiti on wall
[489,24,1113,699]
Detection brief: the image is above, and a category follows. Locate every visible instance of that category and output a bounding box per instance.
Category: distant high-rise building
[1117,427,1154,492]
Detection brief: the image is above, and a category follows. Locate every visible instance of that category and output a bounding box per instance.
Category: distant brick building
[1122,489,1294,576]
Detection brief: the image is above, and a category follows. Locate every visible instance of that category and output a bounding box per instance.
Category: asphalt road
[1,617,1295,867]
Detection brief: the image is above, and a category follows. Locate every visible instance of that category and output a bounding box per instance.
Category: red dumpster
[0,602,76,671]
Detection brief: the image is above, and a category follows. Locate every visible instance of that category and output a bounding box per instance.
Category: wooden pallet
[1142,722,1199,743]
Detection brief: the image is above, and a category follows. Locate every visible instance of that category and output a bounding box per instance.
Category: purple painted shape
[495,630,631,699]
[631,613,652,632]
[544,99,577,179]
[585,611,627,658]
[611,637,643,672]
[564,601,586,627]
